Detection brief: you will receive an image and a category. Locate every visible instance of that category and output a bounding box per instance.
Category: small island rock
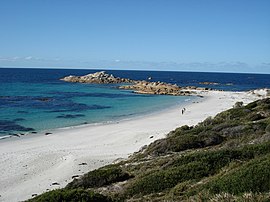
[119,81,191,96]
[60,71,133,84]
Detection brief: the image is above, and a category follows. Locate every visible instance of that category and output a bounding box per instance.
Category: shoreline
[0,90,262,201]
[0,94,198,143]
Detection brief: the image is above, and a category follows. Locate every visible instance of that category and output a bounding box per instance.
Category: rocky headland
[61,71,211,96]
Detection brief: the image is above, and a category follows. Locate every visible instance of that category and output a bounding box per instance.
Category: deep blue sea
[1,68,270,137]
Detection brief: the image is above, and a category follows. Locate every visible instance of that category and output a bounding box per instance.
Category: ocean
[0,68,270,137]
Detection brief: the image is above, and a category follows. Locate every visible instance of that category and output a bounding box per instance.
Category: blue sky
[0,0,269,73]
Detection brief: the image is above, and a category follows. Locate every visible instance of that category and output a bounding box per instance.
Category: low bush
[146,132,224,155]
[66,165,132,189]
[125,161,209,196]
[125,141,270,197]
[206,155,270,195]
[27,189,112,202]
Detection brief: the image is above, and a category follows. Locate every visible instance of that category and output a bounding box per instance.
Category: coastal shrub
[172,181,191,194]
[227,108,252,120]
[219,99,270,123]
[146,132,224,155]
[243,140,270,156]
[179,125,191,131]
[247,98,270,111]
[200,116,214,127]
[168,180,193,198]
[265,124,270,133]
[27,189,112,202]
[66,165,132,189]
[199,116,225,127]
[189,124,211,135]
[144,99,270,156]
[170,142,270,171]
[125,141,270,197]
[222,123,267,144]
[125,161,210,196]
[216,107,253,122]
[221,124,246,134]
[126,151,237,196]
[246,101,258,110]
[146,115,269,156]
[212,122,238,132]
[187,191,270,202]
[166,125,191,136]
[247,112,266,121]
[206,155,270,195]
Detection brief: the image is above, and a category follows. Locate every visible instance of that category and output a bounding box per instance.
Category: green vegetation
[27,189,112,202]
[28,98,270,201]
[125,141,270,198]
[66,165,132,189]
[206,154,270,195]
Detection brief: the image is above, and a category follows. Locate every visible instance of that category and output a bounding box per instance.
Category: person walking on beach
[181,108,186,115]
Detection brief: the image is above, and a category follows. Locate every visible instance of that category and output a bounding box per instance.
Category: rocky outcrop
[119,81,192,96]
[61,71,210,96]
[60,71,133,84]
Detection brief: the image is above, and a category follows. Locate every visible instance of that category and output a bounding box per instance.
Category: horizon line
[0,65,269,75]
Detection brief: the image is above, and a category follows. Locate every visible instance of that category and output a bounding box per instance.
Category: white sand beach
[0,90,263,202]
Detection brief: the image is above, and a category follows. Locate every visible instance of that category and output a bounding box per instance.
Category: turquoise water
[0,73,192,136]
[1,68,269,137]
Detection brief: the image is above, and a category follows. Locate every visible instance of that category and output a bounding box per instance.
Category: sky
[0,0,269,73]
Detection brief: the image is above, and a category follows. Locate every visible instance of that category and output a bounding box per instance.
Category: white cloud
[25,56,33,60]
[0,56,20,61]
